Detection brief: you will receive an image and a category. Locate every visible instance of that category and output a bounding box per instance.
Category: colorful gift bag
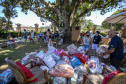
[0,69,15,84]
[60,52,70,59]
[73,53,89,64]
[54,49,64,55]
[70,56,82,68]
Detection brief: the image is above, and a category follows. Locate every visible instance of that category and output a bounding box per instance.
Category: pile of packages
[21,44,116,84]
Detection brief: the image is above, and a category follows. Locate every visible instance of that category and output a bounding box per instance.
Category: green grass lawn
[0,42,48,73]
[0,38,81,73]
[0,38,6,42]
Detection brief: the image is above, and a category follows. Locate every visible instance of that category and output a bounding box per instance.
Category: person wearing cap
[100,30,124,70]
[92,31,102,50]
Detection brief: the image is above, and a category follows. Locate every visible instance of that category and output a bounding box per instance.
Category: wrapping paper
[49,64,74,78]
[0,69,15,84]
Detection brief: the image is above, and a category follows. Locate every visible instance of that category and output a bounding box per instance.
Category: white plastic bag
[57,56,70,65]
[36,50,45,59]
[43,54,56,69]
[40,65,49,73]
[74,64,87,75]
[53,77,67,84]
[78,46,85,54]
[97,46,110,59]
[87,57,100,74]
[51,53,60,62]
[67,44,78,55]
[69,73,78,84]
[48,46,56,53]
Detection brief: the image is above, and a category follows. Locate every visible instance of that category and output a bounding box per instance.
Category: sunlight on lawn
[0,64,8,70]
[0,50,13,54]
[3,53,9,55]
[15,59,21,62]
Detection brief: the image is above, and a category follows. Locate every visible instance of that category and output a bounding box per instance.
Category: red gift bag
[73,53,89,64]
[102,70,119,84]
[60,52,71,59]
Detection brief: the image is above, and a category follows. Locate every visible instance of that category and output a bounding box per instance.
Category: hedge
[0,31,41,39]
[100,33,108,37]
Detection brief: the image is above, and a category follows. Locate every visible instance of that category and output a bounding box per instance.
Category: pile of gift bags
[20,44,116,84]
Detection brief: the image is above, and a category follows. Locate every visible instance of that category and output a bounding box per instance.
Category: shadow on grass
[0,42,47,73]
[0,41,81,73]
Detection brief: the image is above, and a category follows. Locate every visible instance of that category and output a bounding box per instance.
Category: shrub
[100,33,108,37]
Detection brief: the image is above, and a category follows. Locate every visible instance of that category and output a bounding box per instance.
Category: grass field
[0,39,79,73]
[0,42,48,73]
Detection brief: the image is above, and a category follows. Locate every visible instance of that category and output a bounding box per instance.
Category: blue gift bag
[70,56,82,68]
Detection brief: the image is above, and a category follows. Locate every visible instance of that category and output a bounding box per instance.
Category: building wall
[72,26,81,42]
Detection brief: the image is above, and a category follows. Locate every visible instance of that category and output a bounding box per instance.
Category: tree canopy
[0,0,19,32]
[0,0,124,42]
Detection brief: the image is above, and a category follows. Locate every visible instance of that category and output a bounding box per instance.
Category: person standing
[23,29,27,43]
[80,31,85,44]
[48,35,53,48]
[39,31,43,42]
[54,31,59,42]
[44,32,47,46]
[47,29,51,41]
[100,30,124,70]
[83,31,91,54]
[92,31,102,50]
[30,30,34,39]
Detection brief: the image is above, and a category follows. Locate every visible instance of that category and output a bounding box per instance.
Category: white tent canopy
[103,11,126,24]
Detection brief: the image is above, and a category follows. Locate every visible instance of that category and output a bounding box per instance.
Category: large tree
[0,0,18,33]
[0,0,123,43]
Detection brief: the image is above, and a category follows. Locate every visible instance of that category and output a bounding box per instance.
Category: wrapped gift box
[0,69,15,84]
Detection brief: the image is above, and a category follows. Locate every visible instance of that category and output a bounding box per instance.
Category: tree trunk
[63,21,72,44]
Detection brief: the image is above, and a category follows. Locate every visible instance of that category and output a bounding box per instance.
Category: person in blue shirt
[100,30,124,70]
[92,31,102,50]
[23,29,27,43]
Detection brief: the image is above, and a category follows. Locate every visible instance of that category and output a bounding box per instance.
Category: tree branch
[39,0,58,13]
[30,7,58,27]
[70,1,81,26]
[71,0,101,26]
